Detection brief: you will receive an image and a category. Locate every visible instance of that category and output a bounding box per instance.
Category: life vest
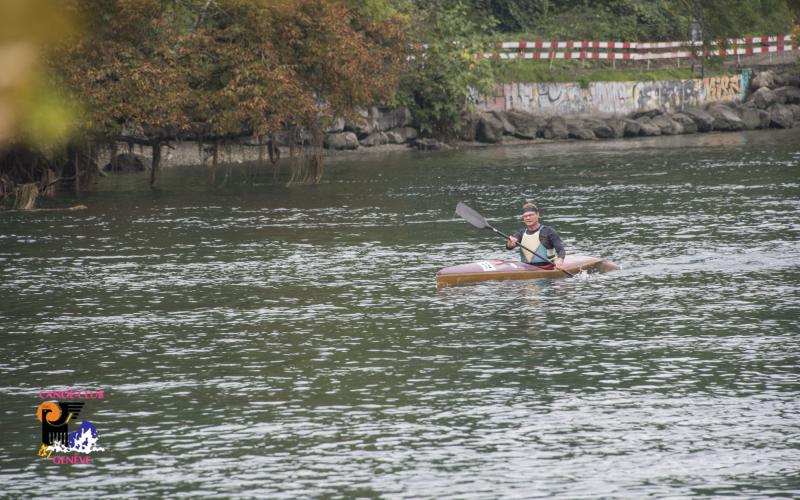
[519,225,556,264]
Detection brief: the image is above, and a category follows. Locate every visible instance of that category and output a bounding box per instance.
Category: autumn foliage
[0,0,408,196]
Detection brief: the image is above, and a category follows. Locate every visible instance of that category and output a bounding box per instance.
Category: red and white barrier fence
[479,34,797,61]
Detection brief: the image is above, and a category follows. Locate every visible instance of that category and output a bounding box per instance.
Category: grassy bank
[492,58,736,84]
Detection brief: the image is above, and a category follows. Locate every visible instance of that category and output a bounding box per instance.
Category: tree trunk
[269,134,280,184]
[40,168,57,197]
[219,143,231,187]
[304,120,324,185]
[15,183,39,210]
[150,141,161,189]
[71,147,80,196]
[208,141,218,184]
[109,141,118,171]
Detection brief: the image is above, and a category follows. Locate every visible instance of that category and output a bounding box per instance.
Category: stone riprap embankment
[467,68,800,144]
[319,107,418,150]
[317,68,800,151]
[265,106,451,153]
[103,68,800,169]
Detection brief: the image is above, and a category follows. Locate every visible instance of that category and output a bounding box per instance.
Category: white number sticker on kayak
[478,261,496,271]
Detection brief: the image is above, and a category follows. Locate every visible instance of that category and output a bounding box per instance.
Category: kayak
[435,255,620,287]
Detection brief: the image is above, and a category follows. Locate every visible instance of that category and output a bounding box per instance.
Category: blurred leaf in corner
[0,0,77,148]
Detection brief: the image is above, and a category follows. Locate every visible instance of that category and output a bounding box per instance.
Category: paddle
[455,202,574,278]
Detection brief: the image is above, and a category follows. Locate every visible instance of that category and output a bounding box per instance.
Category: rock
[768,103,794,128]
[651,114,682,135]
[622,118,641,137]
[751,87,776,109]
[104,153,147,172]
[738,107,763,130]
[373,107,412,132]
[631,108,662,120]
[533,115,549,137]
[782,74,800,88]
[324,132,359,150]
[385,131,403,144]
[505,110,543,139]
[543,116,569,140]
[270,129,315,146]
[708,105,745,131]
[492,111,517,136]
[593,124,616,139]
[605,118,626,138]
[757,109,771,129]
[636,117,662,136]
[583,118,615,138]
[750,70,776,90]
[671,113,698,134]
[741,99,758,109]
[344,109,377,137]
[323,117,345,134]
[566,119,596,140]
[414,138,450,151]
[386,127,418,144]
[683,108,715,132]
[638,123,662,136]
[772,72,789,87]
[475,113,505,143]
[773,86,800,105]
[359,132,389,147]
[786,104,800,122]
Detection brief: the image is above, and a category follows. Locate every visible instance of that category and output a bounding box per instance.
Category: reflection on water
[1,130,799,497]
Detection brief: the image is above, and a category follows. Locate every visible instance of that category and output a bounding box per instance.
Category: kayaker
[506,202,565,269]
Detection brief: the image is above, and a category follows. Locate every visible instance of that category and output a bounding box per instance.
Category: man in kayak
[506,203,565,270]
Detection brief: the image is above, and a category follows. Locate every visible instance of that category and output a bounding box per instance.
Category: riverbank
[100,66,799,172]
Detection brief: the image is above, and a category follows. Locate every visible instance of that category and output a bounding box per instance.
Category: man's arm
[542,227,566,267]
[506,228,524,249]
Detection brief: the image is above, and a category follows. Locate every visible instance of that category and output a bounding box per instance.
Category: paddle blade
[455,202,489,229]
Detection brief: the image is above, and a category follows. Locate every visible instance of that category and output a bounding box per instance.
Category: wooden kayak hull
[435,255,620,287]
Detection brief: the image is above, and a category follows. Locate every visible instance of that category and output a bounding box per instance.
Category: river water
[1,130,799,497]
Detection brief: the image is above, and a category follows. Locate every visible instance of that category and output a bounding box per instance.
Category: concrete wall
[479,72,750,116]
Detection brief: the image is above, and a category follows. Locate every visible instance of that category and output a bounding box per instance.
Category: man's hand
[506,236,518,249]
[554,257,564,269]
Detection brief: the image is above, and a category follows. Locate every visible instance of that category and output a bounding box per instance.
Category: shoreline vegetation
[93,65,800,171]
[1,0,799,209]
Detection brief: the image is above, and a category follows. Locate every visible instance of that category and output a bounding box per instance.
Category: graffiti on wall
[466,86,483,106]
[481,72,745,116]
[504,83,533,111]
[703,75,741,102]
[630,80,704,113]
[588,82,628,115]
[740,68,753,97]
[535,83,588,115]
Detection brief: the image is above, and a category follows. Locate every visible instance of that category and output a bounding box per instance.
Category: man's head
[521,202,539,228]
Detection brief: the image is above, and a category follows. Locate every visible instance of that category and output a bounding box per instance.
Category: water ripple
[1,130,798,497]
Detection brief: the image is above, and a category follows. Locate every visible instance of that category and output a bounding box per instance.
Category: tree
[271,0,408,182]
[399,1,496,138]
[43,0,408,188]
